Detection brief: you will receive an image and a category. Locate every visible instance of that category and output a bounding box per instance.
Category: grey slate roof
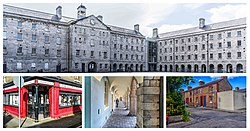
[108,25,144,36]
[159,18,246,38]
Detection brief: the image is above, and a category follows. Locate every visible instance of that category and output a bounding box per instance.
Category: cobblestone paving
[102,101,136,128]
[169,108,246,128]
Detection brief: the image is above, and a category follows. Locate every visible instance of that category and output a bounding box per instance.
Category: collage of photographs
[1,0,248,129]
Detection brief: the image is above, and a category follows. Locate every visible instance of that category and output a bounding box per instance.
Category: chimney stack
[199,80,205,86]
[153,28,158,38]
[199,18,205,29]
[235,87,239,91]
[56,6,62,20]
[134,24,139,32]
[221,76,227,79]
[188,86,192,91]
[97,15,103,22]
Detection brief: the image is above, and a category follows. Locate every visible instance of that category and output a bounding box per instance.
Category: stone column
[136,76,161,128]
[128,78,137,116]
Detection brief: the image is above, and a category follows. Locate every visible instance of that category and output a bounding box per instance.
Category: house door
[203,96,206,107]
[88,62,97,72]
[200,96,203,106]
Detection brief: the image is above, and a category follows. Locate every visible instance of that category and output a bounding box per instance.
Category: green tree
[166,76,194,117]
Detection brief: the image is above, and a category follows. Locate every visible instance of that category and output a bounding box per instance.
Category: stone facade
[136,76,163,128]
[181,77,232,108]
[3,4,146,73]
[152,18,246,73]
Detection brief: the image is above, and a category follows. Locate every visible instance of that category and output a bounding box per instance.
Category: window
[188,55,191,60]
[3,31,7,39]
[202,44,205,50]
[188,38,191,42]
[218,34,222,39]
[237,40,242,47]
[114,53,117,59]
[194,45,198,50]
[32,23,36,29]
[104,80,109,108]
[227,52,231,58]
[17,21,22,27]
[76,50,80,56]
[3,93,19,106]
[131,46,134,51]
[218,42,222,48]
[114,44,117,49]
[202,54,205,59]
[91,51,94,57]
[237,52,241,58]
[181,39,185,43]
[170,56,172,60]
[202,35,205,41]
[3,18,7,27]
[45,36,49,43]
[210,53,213,59]
[188,46,191,51]
[227,32,231,37]
[75,63,79,68]
[32,48,36,54]
[195,54,198,60]
[100,64,103,68]
[227,41,231,48]
[120,45,123,50]
[57,50,61,56]
[237,31,242,37]
[45,49,49,55]
[31,63,36,68]
[181,55,184,60]
[120,54,123,59]
[90,39,95,47]
[194,37,198,42]
[126,45,128,50]
[45,63,49,70]
[141,56,143,60]
[209,35,213,40]
[181,46,184,51]
[126,54,128,59]
[59,92,81,108]
[17,33,22,41]
[131,55,134,60]
[141,47,144,52]
[210,43,213,49]
[105,64,108,68]
[57,37,61,45]
[176,47,178,52]
[159,56,162,61]
[176,56,178,60]
[32,34,37,42]
[17,63,22,69]
[99,52,101,57]
[17,46,22,54]
[218,53,222,59]
[104,52,107,59]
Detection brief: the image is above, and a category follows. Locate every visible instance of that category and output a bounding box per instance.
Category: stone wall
[136,76,162,128]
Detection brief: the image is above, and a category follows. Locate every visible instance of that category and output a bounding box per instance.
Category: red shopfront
[3,76,82,122]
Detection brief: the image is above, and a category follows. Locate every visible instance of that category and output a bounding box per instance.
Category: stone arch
[217,64,223,73]
[119,63,123,72]
[201,64,206,73]
[159,65,163,72]
[130,64,134,72]
[209,64,214,73]
[169,65,173,72]
[226,64,233,73]
[125,64,128,72]
[165,65,167,72]
[136,64,139,72]
[187,64,191,72]
[113,63,117,72]
[181,64,185,72]
[194,64,199,72]
[140,64,143,72]
[236,63,243,73]
[128,77,138,116]
[175,65,179,72]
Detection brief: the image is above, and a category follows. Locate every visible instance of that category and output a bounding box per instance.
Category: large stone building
[150,18,246,73]
[3,4,146,73]
[3,4,246,73]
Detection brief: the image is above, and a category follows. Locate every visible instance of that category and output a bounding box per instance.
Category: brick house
[181,77,232,108]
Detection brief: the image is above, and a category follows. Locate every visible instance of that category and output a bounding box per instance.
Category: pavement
[3,112,19,128]
[102,101,136,128]
[3,112,82,128]
[169,107,246,128]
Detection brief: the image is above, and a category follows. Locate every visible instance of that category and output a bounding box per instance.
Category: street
[169,108,246,128]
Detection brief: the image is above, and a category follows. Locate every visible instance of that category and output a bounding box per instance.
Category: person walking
[116,98,119,108]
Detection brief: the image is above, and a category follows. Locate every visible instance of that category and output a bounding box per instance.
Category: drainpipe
[34,79,39,123]
[206,34,209,73]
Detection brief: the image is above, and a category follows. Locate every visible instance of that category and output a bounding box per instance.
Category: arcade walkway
[102,101,136,128]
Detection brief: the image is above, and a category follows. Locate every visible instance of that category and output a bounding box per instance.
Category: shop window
[209,96,213,103]
[59,92,81,108]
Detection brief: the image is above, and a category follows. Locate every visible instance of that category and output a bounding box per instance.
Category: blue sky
[7,3,246,36]
[182,76,246,91]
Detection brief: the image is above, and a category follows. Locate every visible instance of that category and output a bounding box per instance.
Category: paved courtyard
[169,108,246,128]
[102,101,136,128]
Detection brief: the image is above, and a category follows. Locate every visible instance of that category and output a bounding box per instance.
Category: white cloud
[207,4,247,23]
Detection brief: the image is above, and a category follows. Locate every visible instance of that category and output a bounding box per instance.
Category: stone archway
[236,64,243,73]
[209,64,214,73]
[226,64,233,73]
[88,62,97,72]
[175,65,179,72]
[169,65,173,72]
[187,65,191,72]
[140,64,143,72]
[201,64,206,73]
[194,64,199,72]
[181,65,185,72]
[165,65,167,72]
[113,63,117,72]
[218,64,223,73]
[159,65,163,72]
[128,77,137,116]
[119,64,123,72]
